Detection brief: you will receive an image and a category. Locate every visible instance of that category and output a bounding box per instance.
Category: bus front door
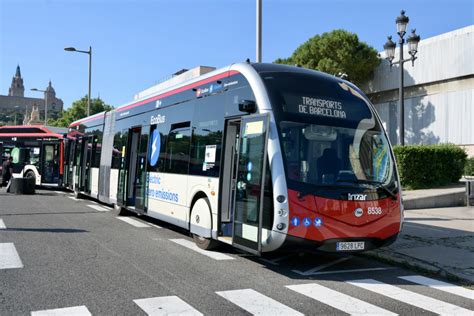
[231,114,270,255]
[134,128,149,213]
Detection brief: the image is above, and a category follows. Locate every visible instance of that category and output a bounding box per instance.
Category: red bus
[0,125,67,187]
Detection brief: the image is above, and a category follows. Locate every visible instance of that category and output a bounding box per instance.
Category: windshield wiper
[337,179,398,200]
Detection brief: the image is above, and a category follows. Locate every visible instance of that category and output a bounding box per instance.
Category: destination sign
[283,95,347,119]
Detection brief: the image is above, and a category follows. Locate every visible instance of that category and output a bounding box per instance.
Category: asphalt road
[1,189,473,315]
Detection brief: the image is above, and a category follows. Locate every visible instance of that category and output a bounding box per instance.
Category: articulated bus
[66,63,403,255]
[0,125,67,186]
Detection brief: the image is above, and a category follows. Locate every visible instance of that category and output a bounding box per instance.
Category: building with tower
[0,65,64,125]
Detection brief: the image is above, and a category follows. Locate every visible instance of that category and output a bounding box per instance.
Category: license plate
[336,241,365,251]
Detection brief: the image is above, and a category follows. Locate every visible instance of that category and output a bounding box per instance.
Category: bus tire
[114,204,130,216]
[193,233,219,250]
[24,170,36,182]
[191,197,218,250]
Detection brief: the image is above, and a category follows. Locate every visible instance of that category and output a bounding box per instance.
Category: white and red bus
[0,125,67,186]
[67,63,403,255]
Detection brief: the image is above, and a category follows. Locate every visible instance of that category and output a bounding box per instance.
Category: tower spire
[15,64,21,77]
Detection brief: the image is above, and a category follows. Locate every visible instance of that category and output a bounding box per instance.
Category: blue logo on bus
[150,129,161,166]
[314,217,323,227]
[291,217,300,227]
[303,217,312,227]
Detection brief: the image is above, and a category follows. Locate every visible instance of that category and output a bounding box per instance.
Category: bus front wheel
[191,197,219,250]
[24,170,36,182]
[193,233,219,250]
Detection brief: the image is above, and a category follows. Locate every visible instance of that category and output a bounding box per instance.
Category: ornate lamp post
[383,10,421,146]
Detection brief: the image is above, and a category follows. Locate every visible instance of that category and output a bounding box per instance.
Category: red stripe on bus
[116,70,240,113]
[70,113,105,128]
[0,133,63,138]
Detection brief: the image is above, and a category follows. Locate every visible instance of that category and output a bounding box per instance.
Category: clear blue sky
[1,0,472,109]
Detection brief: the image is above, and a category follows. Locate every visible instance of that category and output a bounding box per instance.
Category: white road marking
[399,275,474,300]
[54,191,65,194]
[31,305,91,316]
[216,289,303,315]
[134,296,203,316]
[148,223,162,229]
[67,196,80,201]
[87,204,110,212]
[117,216,151,228]
[292,257,350,275]
[348,278,473,315]
[170,238,234,260]
[0,243,23,269]
[287,283,396,315]
[295,267,394,276]
[0,219,6,229]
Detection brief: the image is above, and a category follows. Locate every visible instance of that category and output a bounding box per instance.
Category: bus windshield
[279,121,396,187]
[261,71,397,191]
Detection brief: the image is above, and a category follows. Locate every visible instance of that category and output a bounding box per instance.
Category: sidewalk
[363,206,474,286]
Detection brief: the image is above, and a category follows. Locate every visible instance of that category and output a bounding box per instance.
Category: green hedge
[465,157,474,177]
[393,144,467,189]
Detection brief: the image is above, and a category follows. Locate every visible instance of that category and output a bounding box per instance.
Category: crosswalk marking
[134,296,203,316]
[399,275,474,300]
[0,243,23,269]
[348,278,473,315]
[287,283,396,315]
[0,218,6,229]
[170,238,234,261]
[87,204,110,212]
[117,216,151,227]
[31,305,91,316]
[216,289,303,315]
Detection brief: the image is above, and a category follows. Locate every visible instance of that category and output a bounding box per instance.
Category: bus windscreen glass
[262,72,397,194]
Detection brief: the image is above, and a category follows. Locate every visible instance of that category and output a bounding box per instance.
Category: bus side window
[164,122,191,175]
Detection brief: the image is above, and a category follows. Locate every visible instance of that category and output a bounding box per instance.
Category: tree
[48,96,113,127]
[274,29,380,86]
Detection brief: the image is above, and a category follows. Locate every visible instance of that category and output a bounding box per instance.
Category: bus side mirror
[239,100,257,113]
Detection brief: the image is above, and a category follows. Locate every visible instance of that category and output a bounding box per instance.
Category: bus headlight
[277,209,288,217]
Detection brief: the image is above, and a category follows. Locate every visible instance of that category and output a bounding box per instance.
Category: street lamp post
[65,46,92,116]
[383,10,421,146]
[31,88,48,125]
[256,0,262,63]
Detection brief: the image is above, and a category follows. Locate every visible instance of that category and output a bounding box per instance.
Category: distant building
[364,25,473,156]
[0,65,64,125]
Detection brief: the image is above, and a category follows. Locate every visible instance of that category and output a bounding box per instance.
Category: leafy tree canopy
[274,29,380,86]
[48,96,113,127]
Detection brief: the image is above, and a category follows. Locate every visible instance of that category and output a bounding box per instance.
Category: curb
[403,190,466,209]
[359,249,474,288]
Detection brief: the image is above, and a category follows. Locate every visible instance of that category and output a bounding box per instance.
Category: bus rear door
[118,127,147,213]
[231,114,270,255]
